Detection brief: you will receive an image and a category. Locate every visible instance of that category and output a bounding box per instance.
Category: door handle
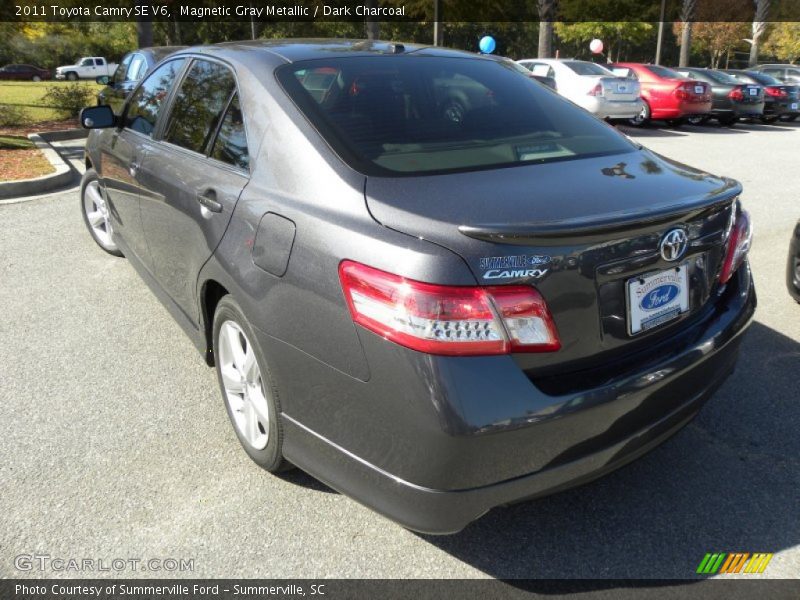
[197,189,223,213]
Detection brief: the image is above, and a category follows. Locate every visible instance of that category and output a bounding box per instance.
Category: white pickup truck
[55,57,118,81]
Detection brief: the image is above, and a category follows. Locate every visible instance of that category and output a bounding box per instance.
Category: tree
[748,0,771,66]
[678,0,697,67]
[136,0,153,48]
[686,22,749,68]
[762,22,800,63]
[554,22,653,62]
[537,0,557,58]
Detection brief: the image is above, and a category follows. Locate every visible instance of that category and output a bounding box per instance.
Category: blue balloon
[479,36,496,54]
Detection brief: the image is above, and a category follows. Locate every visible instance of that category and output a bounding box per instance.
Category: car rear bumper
[272,265,755,534]
[581,97,643,119]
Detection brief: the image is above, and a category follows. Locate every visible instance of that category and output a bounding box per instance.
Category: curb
[0,129,83,200]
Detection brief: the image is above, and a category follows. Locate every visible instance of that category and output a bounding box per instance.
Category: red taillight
[728,87,744,101]
[719,207,753,284]
[587,83,603,96]
[338,261,561,356]
[765,86,788,98]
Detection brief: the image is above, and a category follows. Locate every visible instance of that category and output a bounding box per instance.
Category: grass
[0,134,34,150]
[0,81,104,123]
[0,134,55,181]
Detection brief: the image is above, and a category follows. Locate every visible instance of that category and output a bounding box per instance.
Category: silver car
[517,58,643,119]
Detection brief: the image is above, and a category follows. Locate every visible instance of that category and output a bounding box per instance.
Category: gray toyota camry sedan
[78,40,756,533]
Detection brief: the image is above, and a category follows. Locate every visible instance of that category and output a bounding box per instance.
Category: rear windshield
[702,70,739,84]
[276,55,634,176]
[744,71,781,86]
[563,61,613,76]
[646,65,683,79]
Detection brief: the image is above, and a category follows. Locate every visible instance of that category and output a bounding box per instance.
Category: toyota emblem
[660,228,688,262]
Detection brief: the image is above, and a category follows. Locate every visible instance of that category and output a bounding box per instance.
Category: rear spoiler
[458,185,741,246]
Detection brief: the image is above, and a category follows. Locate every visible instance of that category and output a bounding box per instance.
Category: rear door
[137,57,250,322]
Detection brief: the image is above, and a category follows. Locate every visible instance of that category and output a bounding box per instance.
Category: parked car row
[514,59,799,128]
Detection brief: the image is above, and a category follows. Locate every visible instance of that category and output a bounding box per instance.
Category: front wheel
[80,169,122,256]
[213,296,291,473]
[628,101,650,127]
[65,72,78,81]
[32,75,42,82]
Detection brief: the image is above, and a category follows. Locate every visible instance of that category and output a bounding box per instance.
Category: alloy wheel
[218,320,270,450]
[83,180,118,252]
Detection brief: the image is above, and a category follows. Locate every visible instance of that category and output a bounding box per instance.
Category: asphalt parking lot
[1,120,798,580]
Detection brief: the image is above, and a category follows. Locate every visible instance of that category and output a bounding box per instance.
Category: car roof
[171,39,474,64]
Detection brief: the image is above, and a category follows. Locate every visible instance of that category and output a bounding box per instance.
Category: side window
[124,58,185,137]
[113,54,132,82]
[127,55,146,81]
[162,59,236,154]
[210,94,249,170]
[80,58,94,67]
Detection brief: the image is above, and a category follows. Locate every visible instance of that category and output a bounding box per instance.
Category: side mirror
[79,105,116,129]
[96,75,110,85]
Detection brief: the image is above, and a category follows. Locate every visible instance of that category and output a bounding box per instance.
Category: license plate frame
[694,85,704,94]
[626,264,690,335]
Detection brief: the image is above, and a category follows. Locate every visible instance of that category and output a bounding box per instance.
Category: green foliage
[0,22,135,69]
[763,22,800,63]
[0,104,31,127]
[43,83,94,117]
[554,22,654,62]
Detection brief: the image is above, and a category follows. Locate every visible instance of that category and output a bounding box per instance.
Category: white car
[55,57,118,81]
[517,58,643,120]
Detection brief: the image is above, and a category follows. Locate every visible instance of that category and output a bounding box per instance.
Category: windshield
[564,61,614,76]
[646,65,684,79]
[277,56,634,176]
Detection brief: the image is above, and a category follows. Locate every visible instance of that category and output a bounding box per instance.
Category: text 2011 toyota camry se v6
[78,40,756,534]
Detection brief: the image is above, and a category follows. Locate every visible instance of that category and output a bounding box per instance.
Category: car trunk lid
[364,148,740,371]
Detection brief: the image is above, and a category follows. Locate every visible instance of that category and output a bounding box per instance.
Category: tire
[760,114,779,123]
[687,115,709,126]
[80,169,123,256]
[32,75,42,82]
[782,114,798,122]
[213,295,291,473]
[66,72,78,81]
[628,101,650,126]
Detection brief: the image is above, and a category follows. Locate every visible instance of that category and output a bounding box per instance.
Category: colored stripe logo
[697,552,773,574]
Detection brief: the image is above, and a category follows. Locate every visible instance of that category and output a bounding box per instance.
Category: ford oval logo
[640,284,680,311]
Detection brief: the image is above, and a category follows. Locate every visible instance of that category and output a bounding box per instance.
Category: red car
[0,63,51,81]
[609,63,712,127]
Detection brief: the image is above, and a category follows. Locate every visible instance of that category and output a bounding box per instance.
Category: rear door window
[278,55,634,176]
[124,58,186,137]
[162,59,237,155]
[209,94,249,170]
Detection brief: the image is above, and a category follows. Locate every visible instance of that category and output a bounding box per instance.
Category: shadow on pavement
[417,321,800,582]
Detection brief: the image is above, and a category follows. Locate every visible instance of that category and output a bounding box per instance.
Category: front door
[100,58,187,267]
[137,58,250,322]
